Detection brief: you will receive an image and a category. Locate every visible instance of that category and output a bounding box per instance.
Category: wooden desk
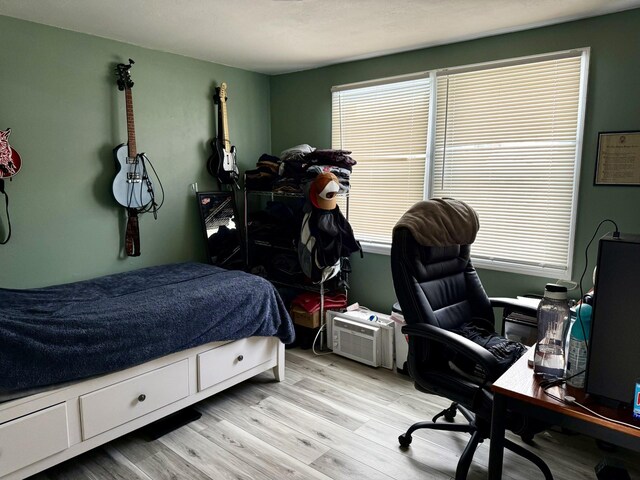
[488,349,640,479]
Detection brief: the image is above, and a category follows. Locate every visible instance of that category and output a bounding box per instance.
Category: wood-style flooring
[31,348,640,480]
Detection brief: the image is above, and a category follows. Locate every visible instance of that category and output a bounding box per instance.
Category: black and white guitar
[207,82,239,188]
[112,59,153,209]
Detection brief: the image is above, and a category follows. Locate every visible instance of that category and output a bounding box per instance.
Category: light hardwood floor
[31,349,640,480]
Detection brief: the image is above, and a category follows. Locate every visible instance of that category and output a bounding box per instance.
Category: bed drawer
[198,337,275,391]
[80,359,189,440]
[0,403,69,477]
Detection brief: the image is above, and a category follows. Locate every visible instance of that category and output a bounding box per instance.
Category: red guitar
[0,128,20,244]
[0,128,22,179]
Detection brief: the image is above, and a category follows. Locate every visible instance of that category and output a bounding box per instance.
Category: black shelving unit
[243,186,350,350]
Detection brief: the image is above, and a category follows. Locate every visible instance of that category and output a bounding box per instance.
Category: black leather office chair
[391,198,552,480]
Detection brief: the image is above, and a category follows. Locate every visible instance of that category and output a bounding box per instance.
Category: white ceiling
[1,0,639,74]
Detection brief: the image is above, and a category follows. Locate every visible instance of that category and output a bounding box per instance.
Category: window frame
[332,48,590,279]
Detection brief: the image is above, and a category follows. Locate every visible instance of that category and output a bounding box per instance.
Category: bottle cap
[543,283,568,300]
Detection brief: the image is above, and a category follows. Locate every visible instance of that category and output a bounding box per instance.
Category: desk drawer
[198,337,274,391]
[80,359,189,440]
[0,403,69,477]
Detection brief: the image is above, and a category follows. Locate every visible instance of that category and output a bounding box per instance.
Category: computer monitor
[586,232,640,406]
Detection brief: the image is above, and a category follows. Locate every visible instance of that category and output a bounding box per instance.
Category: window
[332,75,431,247]
[332,49,589,279]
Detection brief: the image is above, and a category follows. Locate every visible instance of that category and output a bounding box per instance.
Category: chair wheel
[398,433,412,448]
[444,412,456,422]
[520,433,534,444]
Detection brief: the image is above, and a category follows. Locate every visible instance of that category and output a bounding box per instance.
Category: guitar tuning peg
[129,59,135,66]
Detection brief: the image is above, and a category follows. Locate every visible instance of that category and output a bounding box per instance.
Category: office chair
[391,198,553,480]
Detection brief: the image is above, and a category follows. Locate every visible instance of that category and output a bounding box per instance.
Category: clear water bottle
[534,284,571,379]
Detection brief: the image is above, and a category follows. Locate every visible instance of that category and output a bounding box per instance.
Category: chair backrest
[391,199,494,331]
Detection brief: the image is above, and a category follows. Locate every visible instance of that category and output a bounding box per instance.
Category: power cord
[136,154,165,218]
[312,323,332,356]
[541,371,640,432]
[539,368,586,389]
[564,398,640,431]
[575,218,620,355]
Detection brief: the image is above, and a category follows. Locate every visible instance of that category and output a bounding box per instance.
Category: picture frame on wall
[594,131,640,186]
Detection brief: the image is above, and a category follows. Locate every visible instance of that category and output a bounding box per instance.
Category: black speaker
[586,233,640,405]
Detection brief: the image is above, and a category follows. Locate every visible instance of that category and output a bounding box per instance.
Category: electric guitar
[112,59,152,209]
[0,127,20,244]
[0,128,21,179]
[207,82,239,187]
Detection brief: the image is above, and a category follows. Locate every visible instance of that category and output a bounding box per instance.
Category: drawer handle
[237,355,244,362]
[138,394,147,402]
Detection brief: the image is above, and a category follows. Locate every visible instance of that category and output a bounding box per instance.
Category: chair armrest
[490,296,539,316]
[401,323,500,377]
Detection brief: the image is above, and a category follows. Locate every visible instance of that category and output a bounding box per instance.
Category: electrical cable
[568,399,640,432]
[128,153,164,218]
[312,323,332,356]
[541,370,640,432]
[139,154,164,216]
[576,218,619,355]
[539,369,585,389]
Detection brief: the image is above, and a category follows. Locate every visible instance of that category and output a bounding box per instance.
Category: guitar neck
[125,88,137,158]
[218,84,231,152]
[221,105,230,151]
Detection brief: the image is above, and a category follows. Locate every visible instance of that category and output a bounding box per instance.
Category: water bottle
[566,303,592,388]
[534,284,571,379]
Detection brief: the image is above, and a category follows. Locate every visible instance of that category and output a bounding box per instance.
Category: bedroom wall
[269,9,640,312]
[0,15,271,288]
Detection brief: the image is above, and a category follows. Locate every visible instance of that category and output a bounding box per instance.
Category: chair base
[398,402,553,480]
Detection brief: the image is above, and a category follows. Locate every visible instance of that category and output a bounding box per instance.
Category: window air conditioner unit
[332,317,381,367]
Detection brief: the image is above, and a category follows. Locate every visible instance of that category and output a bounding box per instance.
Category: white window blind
[331,49,588,277]
[432,53,585,277]
[332,77,430,246]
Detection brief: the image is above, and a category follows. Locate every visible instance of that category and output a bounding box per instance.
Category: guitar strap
[125,208,141,257]
[0,179,11,245]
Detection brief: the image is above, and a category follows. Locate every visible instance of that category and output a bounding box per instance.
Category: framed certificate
[594,131,640,185]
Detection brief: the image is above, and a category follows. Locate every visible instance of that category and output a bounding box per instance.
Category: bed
[0,262,294,479]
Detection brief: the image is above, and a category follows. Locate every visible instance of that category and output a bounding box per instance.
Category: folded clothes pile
[244,153,281,191]
[244,144,357,194]
[291,291,348,314]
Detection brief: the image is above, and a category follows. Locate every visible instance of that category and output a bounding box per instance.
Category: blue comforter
[0,262,294,393]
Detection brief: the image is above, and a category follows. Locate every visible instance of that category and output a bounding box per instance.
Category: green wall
[2,10,640,312]
[0,15,270,288]
[270,9,640,312]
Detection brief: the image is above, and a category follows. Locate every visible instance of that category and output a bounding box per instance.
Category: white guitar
[112,59,152,209]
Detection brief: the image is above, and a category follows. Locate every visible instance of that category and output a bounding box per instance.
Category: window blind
[332,77,430,245]
[431,54,584,276]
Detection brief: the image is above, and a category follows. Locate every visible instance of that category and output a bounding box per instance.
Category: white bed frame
[0,336,285,479]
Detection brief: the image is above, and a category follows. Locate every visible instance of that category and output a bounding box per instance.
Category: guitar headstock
[214,82,228,105]
[115,59,135,91]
